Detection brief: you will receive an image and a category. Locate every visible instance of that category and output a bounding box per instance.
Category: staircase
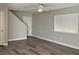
[10,10,28,39]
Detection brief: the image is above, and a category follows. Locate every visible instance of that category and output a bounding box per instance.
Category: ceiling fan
[37,3,49,12]
[37,3,54,12]
[23,3,53,12]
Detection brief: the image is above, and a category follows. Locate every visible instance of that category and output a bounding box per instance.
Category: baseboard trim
[8,37,27,41]
[0,43,8,46]
[3,43,8,46]
[32,35,79,50]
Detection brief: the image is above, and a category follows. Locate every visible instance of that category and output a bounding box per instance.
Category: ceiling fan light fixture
[38,8,43,12]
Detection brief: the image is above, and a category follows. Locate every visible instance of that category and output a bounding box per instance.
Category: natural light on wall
[54,13,78,34]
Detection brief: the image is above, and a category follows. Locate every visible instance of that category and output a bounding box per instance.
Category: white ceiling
[1,3,79,13]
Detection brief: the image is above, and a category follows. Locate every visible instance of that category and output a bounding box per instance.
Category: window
[54,13,78,34]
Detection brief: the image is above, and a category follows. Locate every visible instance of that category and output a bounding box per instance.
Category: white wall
[23,16,32,36]
[8,12,27,41]
[32,6,79,49]
[13,11,32,36]
[13,11,32,21]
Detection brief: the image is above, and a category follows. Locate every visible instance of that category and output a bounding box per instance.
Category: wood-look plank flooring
[0,36,79,55]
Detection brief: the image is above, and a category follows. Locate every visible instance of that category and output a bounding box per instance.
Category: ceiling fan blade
[44,6,57,11]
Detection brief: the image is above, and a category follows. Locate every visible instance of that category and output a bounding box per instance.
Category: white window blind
[54,13,78,34]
